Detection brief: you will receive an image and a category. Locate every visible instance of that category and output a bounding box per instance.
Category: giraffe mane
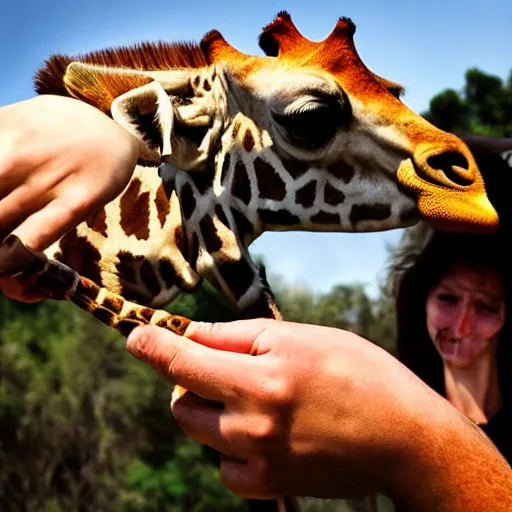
[34,40,208,96]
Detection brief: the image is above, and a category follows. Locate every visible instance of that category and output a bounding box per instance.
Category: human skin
[126,319,512,511]
[0,95,139,301]
[426,262,505,423]
[0,96,510,508]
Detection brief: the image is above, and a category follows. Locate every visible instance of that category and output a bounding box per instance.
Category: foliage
[271,275,396,353]
[0,286,245,512]
[422,68,512,136]
[0,271,394,511]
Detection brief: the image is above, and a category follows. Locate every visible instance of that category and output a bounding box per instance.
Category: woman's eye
[273,102,348,150]
[476,301,500,314]
[437,294,458,305]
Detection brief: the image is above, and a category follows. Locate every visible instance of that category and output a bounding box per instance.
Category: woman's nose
[452,302,473,338]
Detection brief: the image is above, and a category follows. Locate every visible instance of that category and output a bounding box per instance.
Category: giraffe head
[200,12,498,234]
[35,12,498,235]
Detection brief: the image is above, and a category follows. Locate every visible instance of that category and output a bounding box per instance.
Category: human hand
[0,95,139,301]
[126,319,512,510]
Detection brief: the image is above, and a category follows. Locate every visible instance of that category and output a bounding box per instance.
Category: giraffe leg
[0,234,190,336]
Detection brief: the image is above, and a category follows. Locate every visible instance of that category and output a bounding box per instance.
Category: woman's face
[426,262,506,369]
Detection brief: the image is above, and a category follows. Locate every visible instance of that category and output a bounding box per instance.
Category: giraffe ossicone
[8,10,499,329]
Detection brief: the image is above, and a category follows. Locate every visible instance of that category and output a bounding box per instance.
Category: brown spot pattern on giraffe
[71,279,101,312]
[231,208,254,238]
[231,119,241,140]
[92,307,117,326]
[310,211,341,225]
[75,279,100,301]
[86,208,107,237]
[120,178,150,240]
[254,158,286,201]
[324,183,346,205]
[116,251,143,283]
[117,320,139,336]
[181,182,196,219]
[203,79,211,91]
[192,170,213,195]
[200,215,223,253]
[174,226,187,259]
[120,281,151,305]
[57,229,102,285]
[295,181,316,207]
[258,209,300,225]
[215,204,230,227]
[232,161,251,205]
[140,260,161,296]
[101,294,124,314]
[282,160,310,179]
[116,252,152,304]
[350,204,392,226]
[243,130,255,152]
[125,307,154,323]
[218,259,255,300]
[327,160,355,184]
[155,182,170,228]
[159,259,178,288]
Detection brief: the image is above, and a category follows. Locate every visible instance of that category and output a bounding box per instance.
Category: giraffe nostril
[426,151,473,187]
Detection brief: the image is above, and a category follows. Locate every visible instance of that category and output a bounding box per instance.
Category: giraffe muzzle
[396,153,499,234]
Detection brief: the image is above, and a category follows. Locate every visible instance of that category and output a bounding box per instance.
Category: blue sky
[1,0,511,296]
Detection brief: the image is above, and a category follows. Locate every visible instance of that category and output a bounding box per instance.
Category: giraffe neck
[209,116,419,242]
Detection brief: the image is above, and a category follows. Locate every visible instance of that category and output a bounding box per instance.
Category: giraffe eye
[274,101,348,150]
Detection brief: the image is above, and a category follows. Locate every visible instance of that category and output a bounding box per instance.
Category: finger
[0,142,28,200]
[0,183,50,242]
[185,318,275,354]
[12,195,92,251]
[0,276,46,303]
[171,390,242,457]
[220,456,275,500]
[126,325,260,402]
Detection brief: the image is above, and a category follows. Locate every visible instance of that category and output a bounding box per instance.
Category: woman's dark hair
[392,226,512,401]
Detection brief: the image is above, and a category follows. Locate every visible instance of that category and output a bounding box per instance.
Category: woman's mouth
[434,328,489,366]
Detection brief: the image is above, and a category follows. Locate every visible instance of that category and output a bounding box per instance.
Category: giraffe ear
[110,81,175,162]
[64,62,211,168]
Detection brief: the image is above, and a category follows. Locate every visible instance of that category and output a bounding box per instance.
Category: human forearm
[389,395,512,511]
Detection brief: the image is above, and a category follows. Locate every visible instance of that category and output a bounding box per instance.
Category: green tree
[423,68,512,136]
[0,289,245,512]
